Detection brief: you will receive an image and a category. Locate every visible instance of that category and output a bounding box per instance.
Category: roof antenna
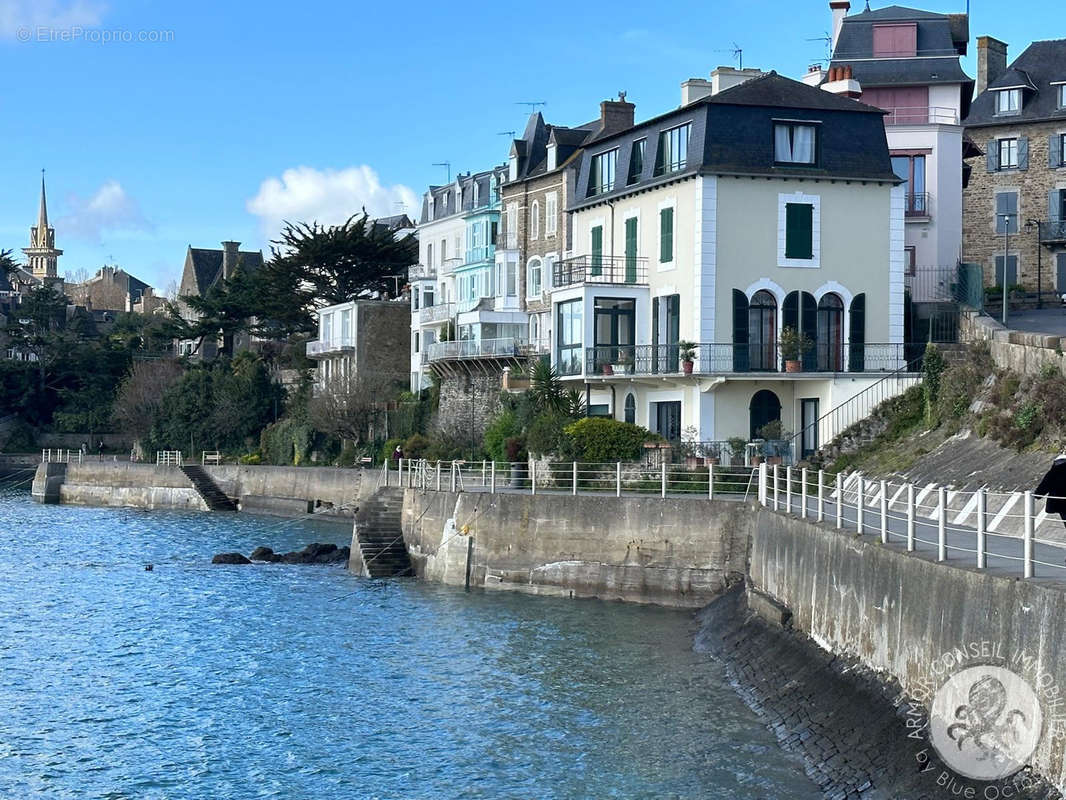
[864,0,871,10]
[432,161,451,182]
[806,32,833,62]
[713,43,743,69]
[515,101,546,111]
[497,130,516,139]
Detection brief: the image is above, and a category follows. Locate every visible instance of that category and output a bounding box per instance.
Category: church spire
[38,169,49,234]
[24,170,62,280]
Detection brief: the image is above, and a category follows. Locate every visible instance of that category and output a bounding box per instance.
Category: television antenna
[806,32,833,62]
[714,43,743,69]
[515,101,546,110]
[497,130,516,139]
[432,161,451,182]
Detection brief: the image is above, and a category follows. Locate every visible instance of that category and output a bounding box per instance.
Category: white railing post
[836,472,843,529]
[785,467,793,514]
[800,468,808,519]
[709,463,714,501]
[773,465,780,511]
[490,461,496,494]
[450,462,456,493]
[880,479,888,544]
[906,483,915,552]
[572,461,578,496]
[856,473,865,534]
[384,459,390,487]
[660,461,667,499]
[436,461,441,492]
[817,470,825,523]
[1024,490,1034,579]
[530,460,536,495]
[481,460,486,488]
[616,462,622,497]
[937,487,947,562]
[758,463,768,507]
[976,488,986,568]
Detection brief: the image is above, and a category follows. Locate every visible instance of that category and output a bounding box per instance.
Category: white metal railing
[424,337,528,363]
[156,451,184,467]
[758,466,1066,580]
[306,336,356,357]
[882,106,959,125]
[41,449,82,464]
[419,303,455,324]
[387,458,758,500]
[201,450,221,466]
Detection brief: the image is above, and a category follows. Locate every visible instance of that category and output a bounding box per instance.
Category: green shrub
[484,409,520,462]
[526,412,571,456]
[402,433,433,460]
[379,438,403,462]
[564,417,654,463]
[239,452,261,464]
[922,343,944,425]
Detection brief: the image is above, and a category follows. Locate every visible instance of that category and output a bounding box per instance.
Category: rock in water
[212,552,251,565]
[249,546,282,562]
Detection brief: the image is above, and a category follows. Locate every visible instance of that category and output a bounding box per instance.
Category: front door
[1057,254,1066,294]
[801,398,819,457]
[749,390,782,440]
[655,401,682,442]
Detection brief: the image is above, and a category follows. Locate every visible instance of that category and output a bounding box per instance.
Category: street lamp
[998,211,1016,326]
[1025,218,1042,309]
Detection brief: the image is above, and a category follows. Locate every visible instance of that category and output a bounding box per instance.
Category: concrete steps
[180,465,238,511]
[353,487,411,577]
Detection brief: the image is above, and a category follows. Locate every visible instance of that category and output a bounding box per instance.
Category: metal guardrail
[1039,220,1066,243]
[419,303,455,324]
[554,255,648,287]
[584,342,908,377]
[41,449,82,464]
[409,264,437,280]
[306,337,356,357]
[201,450,221,466]
[881,106,959,125]
[157,451,183,466]
[424,337,529,363]
[905,192,930,217]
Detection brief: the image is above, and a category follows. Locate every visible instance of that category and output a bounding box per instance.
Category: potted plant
[612,349,634,375]
[726,436,748,467]
[779,326,812,373]
[678,341,696,374]
[601,361,614,376]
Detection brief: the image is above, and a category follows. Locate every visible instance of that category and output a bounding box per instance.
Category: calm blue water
[0,488,819,799]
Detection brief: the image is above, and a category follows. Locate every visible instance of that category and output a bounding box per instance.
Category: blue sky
[0,0,1042,290]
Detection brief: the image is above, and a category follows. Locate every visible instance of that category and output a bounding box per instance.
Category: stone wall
[433,373,502,444]
[963,121,1066,291]
[961,310,1066,378]
[398,489,751,608]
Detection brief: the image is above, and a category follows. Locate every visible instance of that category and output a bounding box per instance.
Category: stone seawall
[32,462,375,516]
[961,310,1066,378]
[397,490,751,608]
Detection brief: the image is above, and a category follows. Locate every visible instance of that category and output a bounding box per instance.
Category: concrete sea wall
[399,489,751,608]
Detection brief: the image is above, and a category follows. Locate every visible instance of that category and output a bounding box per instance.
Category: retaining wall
[961,311,1066,378]
[398,489,751,608]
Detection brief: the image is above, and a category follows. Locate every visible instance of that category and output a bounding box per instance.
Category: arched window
[748,290,778,371]
[624,393,636,425]
[816,293,844,371]
[749,389,782,440]
[529,314,540,344]
[527,258,542,298]
[531,201,540,239]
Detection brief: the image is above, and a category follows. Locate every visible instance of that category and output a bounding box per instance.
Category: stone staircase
[352,487,412,578]
[180,465,238,511]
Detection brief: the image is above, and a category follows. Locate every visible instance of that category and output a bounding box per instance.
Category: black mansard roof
[418,165,507,225]
[964,39,1066,128]
[571,72,898,211]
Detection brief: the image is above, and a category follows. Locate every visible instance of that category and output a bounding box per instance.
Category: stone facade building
[68,265,161,313]
[963,37,1066,296]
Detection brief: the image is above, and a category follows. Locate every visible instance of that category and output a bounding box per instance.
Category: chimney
[710,66,765,95]
[222,241,240,280]
[821,64,862,99]
[976,36,1008,96]
[801,63,827,87]
[598,94,635,136]
[681,78,714,106]
[830,1,850,52]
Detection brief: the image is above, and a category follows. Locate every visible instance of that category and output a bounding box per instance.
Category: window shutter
[1018,136,1029,170]
[732,290,749,372]
[1051,134,1063,169]
[785,203,814,259]
[996,256,1019,287]
[1051,190,1061,223]
[660,207,674,262]
[995,193,1009,234]
[801,292,818,370]
[590,225,603,276]
[624,217,638,283]
[848,294,866,372]
[987,139,998,172]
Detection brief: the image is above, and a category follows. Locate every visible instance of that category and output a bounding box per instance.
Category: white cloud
[247,165,418,238]
[0,0,106,38]
[56,180,152,243]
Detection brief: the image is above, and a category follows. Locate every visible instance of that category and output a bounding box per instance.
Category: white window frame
[774,122,818,165]
[527,257,542,299]
[777,192,821,268]
[545,192,557,237]
[590,149,617,195]
[531,200,540,240]
[996,89,1021,115]
[999,138,1019,169]
[656,198,676,271]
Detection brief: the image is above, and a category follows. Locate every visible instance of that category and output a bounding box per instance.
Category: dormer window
[872,23,917,58]
[509,155,518,181]
[997,89,1021,115]
[774,123,817,165]
[628,139,646,184]
[1057,84,1066,109]
[429,196,435,219]
[473,182,480,206]
[546,142,557,171]
[589,149,617,196]
[654,124,689,176]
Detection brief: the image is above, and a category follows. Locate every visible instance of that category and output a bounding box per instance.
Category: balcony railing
[306,336,356,357]
[582,342,908,376]
[409,263,436,280]
[905,192,930,217]
[419,302,454,324]
[424,337,540,364]
[882,106,958,125]
[498,230,518,249]
[1039,220,1066,244]
[465,244,496,264]
[553,255,649,288]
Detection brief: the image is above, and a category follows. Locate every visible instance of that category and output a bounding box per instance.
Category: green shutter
[660,207,674,263]
[785,203,814,259]
[624,217,638,283]
[591,226,603,276]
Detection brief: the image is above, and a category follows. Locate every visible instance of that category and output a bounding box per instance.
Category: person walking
[1035,454,1066,528]
[392,444,404,462]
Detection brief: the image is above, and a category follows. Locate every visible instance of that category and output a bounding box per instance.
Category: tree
[169,256,259,358]
[253,212,418,337]
[4,284,70,393]
[308,370,404,447]
[0,249,18,282]
[112,360,185,444]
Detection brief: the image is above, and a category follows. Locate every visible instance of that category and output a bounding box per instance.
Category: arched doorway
[749,389,782,440]
[748,290,777,371]
[624,393,636,425]
[816,293,844,371]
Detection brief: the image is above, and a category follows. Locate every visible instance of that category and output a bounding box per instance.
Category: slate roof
[829,5,971,88]
[964,39,1066,128]
[418,165,507,225]
[502,111,598,187]
[571,72,898,211]
[987,68,1039,92]
[185,247,264,295]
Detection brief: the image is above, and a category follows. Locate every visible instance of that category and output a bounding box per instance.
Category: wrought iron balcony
[1039,220,1066,244]
[581,342,908,377]
[905,192,931,217]
[306,336,355,358]
[553,255,648,287]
